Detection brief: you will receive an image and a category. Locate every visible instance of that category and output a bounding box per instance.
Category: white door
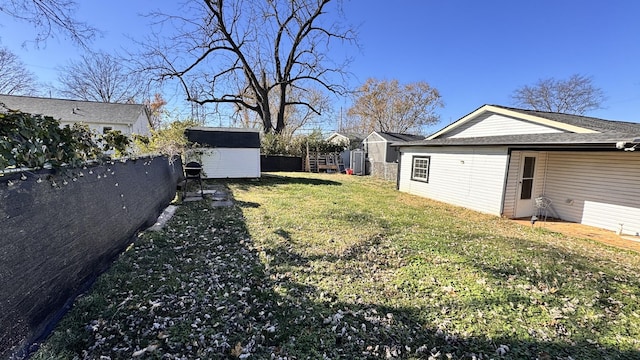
[514,153,538,218]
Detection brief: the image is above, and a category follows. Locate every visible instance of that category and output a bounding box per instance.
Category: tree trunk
[275,83,287,134]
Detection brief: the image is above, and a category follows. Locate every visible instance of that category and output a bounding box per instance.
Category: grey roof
[398,132,640,148]
[376,132,425,142]
[399,104,640,148]
[489,105,640,133]
[0,94,148,126]
[327,131,366,143]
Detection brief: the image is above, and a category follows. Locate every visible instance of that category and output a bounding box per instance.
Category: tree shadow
[221,173,342,192]
[242,197,640,358]
[33,186,640,360]
[253,225,640,359]
[234,200,261,208]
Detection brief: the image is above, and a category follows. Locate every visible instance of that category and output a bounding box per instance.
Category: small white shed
[185,127,261,179]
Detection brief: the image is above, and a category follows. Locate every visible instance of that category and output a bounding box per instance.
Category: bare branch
[137,0,356,133]
[346,78,443,135]
[511,74,606,114]
[57,52,144,103]
[0,0,99,47]
[0,47,38,95]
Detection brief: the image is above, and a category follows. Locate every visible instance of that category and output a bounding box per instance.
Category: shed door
[515,153,537,218]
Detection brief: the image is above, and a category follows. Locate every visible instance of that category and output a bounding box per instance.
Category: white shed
[185,127,261,179]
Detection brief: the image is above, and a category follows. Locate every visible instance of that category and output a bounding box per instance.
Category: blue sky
[1,0,639,133]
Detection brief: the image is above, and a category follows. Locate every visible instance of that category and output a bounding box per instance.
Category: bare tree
[139,0,356,134]
[511,74,606,115]
[346,78,443,135]
[0,47,38,95]
[233,86,332,138]
[57,52,145,103]
[0,0,98,46]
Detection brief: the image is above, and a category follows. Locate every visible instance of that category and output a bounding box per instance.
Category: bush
[134,120,200,158]
[0,110,131,171]
[261,131,347,157]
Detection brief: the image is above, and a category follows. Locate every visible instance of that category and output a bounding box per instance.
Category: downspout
[396,147,402,190]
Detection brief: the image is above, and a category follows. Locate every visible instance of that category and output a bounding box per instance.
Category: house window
[102,126,113,134]
[411,156,430,182]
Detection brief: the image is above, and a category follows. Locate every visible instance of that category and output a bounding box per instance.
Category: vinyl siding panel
[198,148,261,179]
[446,113,564,138]
[59,122,131,135]
[543,152,640,235]
[132,113,151,136]
[398,146,509,215]
[502,153,520,218]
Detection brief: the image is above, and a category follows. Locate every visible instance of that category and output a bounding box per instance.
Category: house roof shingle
[376,132,424,142]
[398,104,640,148]
[489,105,640,134]
[0,94,148,126]
[399,132,640,148]
[326,131,367,144]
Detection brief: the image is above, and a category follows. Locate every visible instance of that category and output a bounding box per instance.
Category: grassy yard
[33,173,640,359]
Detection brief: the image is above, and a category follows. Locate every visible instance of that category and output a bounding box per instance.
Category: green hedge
[0,110,130,171]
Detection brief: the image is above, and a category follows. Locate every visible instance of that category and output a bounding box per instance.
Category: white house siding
[502,153,520,218]
[543,151,640,235]
[398,146,509,216]
[131,113,152,136]
[59,121,131,135]
[502,151,548,218]
[446,113,564,138]
[198,148,261,179]
[58,112,150,136]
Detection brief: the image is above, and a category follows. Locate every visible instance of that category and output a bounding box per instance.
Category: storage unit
[185,127,261,179]
[350,149,366,175]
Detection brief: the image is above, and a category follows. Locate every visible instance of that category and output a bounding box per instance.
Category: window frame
[411,155,431,183]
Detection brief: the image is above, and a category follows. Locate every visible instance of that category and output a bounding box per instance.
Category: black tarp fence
[0,156,183,360]
[260,155,303,172]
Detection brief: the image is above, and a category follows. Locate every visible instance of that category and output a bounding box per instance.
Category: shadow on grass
[230,179,640,359]
[258,223,640,359]
[32,183,640,359]
[223,173,342,192]
[235,200,261,208]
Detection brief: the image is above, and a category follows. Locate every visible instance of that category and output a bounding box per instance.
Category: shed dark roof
[0,94,147,125]
[376,132,424,142]
[185,127,261,148]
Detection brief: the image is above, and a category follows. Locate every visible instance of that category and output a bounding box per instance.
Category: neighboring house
[364,131,424,180]
[0,94,152,136]
[395,104,640,235]
[185,127,261,179]
[326,131,365,169]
